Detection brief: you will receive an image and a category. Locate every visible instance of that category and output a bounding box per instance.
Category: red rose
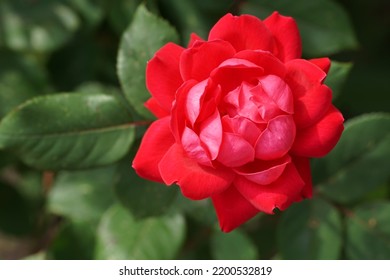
[133,12,344,232]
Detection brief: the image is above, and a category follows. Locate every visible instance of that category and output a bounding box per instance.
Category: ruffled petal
[235,50,286,78]
[181,126,212,166]
[263,12,302,62]
[293,84,332,129]
[158,144,235,200]
[144,97,169,118]
[132,117,174,183]
[286,59,331,128]
[222,115,262,146]
[234,155,291,185]
[292,105,344,157]
[146,43,184,112]
[209,13,274,52]
[309,57,331,74]
[255,115,296,160]
[235,163,305,214]
[212,186,259,232]
[180,40,236,81]
[217,132,255,167]
[211,58,264,94]
[199,109,222,160]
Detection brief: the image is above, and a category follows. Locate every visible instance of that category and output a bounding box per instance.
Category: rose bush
[133,12,344,232]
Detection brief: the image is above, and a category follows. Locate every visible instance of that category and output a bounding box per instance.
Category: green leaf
[0,50,49,119]
[0,0,80,52]
[277,198,342,259]
[117,4,179,119]
[241,0,358,56]
[315,113,390,204]
[211,228,258,260]
[325,61,353,100]
[48,165,117,224]
[114,152,178,219]
[346,202,390,259]
[95,204,186,259]
[0,92,135,170]
[47,220,96,260]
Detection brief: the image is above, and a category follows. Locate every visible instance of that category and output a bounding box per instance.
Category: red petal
[146,43,184,112]
[263,12,302,62]
[286,59,331,128]
[181,126,212,166]
[158,144,235,200]
[235,155,291,185]
[292,156,313,198]
[235,50,286,78]
[294,84,332,129]
[309,58,331,74]
[212,186,259,232]
[217,132,255,167]
[180,40,236,81]
[209,13,274,52]
[235,162,305,214]
[144,97,169,118]
[188,33,204,48]
[255,115,296,160]
[222,115,262,146]
[210,58,264,93]
[132,117,174,183]
[292,105,344,157]
[199,109,222,160]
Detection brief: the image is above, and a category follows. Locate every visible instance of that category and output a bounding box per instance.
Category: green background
[0,0,389,260]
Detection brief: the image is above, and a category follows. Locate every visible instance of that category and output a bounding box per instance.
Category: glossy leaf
[315,113,390,203]
[211,228,258,260]
[117,4,179,118]
[0,92,135,170]
[325,61,353,100]
[346,202,390,259]
[48,165,117,224]
[241,0,358,56]
[95,204,185,259]
[277,198,342,259]
[114,152,178,219]
[0,0,80,52]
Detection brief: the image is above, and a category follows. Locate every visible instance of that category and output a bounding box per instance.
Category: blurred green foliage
[0,0,389,260]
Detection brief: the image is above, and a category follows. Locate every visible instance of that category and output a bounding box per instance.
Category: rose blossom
[132,12,344,232]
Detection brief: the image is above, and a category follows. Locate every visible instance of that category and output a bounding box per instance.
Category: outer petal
[263,12,302,62]
[146,43,184,112]
[292,156,313,198]
[188,33,204,48]
[292,105,344,157]
[235,163,305,214]
[180,40,236,81]
[158,144,235,200]
[144,97,169,118]
[212,186,259,233]
[209,13,274,52]
[309,57,331,74]
[132,117,174,183]
[286,59,331,128]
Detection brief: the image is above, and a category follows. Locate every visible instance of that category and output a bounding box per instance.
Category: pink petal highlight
[255,115,296,160]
